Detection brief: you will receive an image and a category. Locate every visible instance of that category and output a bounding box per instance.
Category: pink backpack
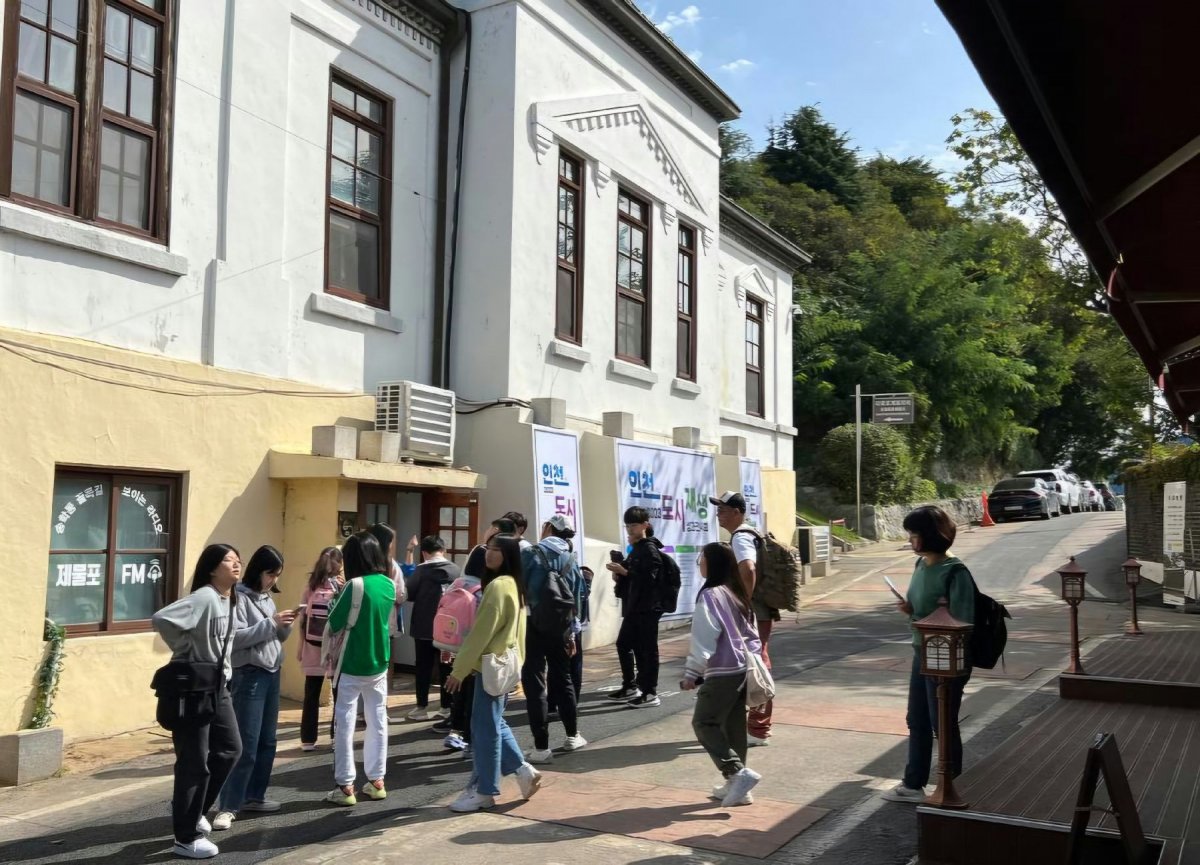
[432,578,483,653]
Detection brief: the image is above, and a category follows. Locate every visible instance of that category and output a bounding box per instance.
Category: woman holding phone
[212,546,296,831]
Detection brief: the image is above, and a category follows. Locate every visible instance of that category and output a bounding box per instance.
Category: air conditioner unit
[375,381,455,465]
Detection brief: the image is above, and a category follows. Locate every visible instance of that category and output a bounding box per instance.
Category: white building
[0,0,806,741]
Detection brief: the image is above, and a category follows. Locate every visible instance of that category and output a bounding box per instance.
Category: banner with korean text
[533,426,585,545]
[615,441,718,618]
[739,458,763,530]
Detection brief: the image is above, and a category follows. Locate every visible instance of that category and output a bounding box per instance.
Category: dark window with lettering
[47,469,180,634]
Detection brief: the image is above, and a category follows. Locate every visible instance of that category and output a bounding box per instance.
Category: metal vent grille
[375,381,455,464]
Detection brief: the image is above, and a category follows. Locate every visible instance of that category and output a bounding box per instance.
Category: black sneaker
[607,687,641,701]
[628,693,661,708]
[431,718,454,734]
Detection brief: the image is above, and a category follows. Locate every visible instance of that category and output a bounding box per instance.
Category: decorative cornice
[719,196,811,272]
[534,123,555,165]
[593,161,612,196]
[346,0,448,50]
[661,204,677,233]
[701,226,714,254]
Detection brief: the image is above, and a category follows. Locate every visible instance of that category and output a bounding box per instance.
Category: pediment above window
[532,95,707,216]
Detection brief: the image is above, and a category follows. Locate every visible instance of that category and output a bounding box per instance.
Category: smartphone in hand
[609,550,625,563]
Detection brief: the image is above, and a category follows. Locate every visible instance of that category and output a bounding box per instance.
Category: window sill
[548,338,591,365]
[776,423,798,436]
[0,201,188,276]
[719,409,777,433]
[607,358,658,386]
[671,377,702,396]
[309,292,404,333]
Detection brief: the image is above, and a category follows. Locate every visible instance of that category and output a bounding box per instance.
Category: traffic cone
[980,491,996,528]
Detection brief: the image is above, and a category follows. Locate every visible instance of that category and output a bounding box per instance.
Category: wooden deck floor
[919,631,1200,864]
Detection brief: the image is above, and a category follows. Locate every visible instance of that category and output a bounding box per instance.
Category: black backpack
[529,546,576,640]
[656,551,682,614]
[948,564,1011,670]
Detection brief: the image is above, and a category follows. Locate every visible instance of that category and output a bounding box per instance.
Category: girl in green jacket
[446,534,542,812]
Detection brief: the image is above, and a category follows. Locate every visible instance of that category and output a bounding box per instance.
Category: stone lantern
[1058,556,1087,674]
[913,597,973,809]
[1123,557,1143,636]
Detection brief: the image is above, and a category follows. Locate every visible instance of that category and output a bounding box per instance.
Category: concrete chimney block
[532,398,567,429]
[673,426,701,449]
[720,435,747,457]
[312,425,357,460]
[602,411,634,440]
[359,430,400,463]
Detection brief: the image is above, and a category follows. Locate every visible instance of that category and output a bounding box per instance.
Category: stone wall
[797,484,982,540]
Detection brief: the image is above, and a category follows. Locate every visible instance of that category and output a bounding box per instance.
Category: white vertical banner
[532,427,585,543]
[739,458,763,529]
[615,441,718,618]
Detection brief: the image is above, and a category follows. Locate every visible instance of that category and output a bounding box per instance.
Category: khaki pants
[692,673,748,778]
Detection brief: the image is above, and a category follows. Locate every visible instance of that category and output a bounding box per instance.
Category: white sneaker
[527,747,554,764]
[239,798,281,812]
[721,767,762,807]
[709,780,729,801]
[448,790,496,812]
[211,811,234,831]
[173,836,220,859]
[515,762,542,799]
[407,707,433,721]
[301,743,317,752]
[881,782,926,803]
[561,733,588,752]
[196,815,212,834]
[748,734,769,747]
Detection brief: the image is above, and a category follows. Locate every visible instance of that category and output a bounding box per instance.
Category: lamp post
[914,598,973,809]
[1123,557,1144,636]
[1058,556,1088,674]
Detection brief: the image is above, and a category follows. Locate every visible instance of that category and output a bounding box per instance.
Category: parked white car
[1018,469,1082,513]
[1079,480,1103,512]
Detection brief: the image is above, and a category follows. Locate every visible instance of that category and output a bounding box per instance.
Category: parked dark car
[990,477,1059,521]
[1095,482,1118,511]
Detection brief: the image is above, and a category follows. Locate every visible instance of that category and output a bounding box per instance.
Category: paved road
[0,511,1126,865]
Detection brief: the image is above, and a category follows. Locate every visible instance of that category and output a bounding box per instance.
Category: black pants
[548,632,583,712]
[300,675,328,745]
[521,626,578,750]
[449,673,475,743]
[414,638,451,710]
[617,612,661,694]
[171,687,241,843]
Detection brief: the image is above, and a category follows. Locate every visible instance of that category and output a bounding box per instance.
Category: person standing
[712,491,776,745]
[213,546,295,830]
[323,531,396,806]
[296,547,343,751]
[682,542,764,807]
[367,523,407,699]
[406,535,461,721]
[521,515,587,763]
[605,507,663,707]
[883,506,975,803]
[445,534,542,812]
[151,544,244,860]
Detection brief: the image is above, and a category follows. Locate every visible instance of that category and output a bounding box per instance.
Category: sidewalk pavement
[3,514,1185,865]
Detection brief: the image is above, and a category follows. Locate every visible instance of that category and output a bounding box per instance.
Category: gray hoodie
[152,585,237,683]
[230,583,293,672]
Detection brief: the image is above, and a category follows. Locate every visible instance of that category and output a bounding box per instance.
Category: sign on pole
[873,394,915,424]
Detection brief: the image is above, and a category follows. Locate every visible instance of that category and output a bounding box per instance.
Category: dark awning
[935,0,1200,421]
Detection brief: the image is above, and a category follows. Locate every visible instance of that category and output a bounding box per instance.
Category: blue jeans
[903,650,970,789]
[219,665,280,812]
[470,682,525,796]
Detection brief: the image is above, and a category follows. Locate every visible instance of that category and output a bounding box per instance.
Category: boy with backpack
[605,507,680,709]
[520,514,587,762]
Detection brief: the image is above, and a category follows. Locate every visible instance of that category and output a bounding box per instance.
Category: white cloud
[658,5,701,34]
[687,49,703,64]
[805,80,819,87]
[921,21,934,35]
[720,58,755,74]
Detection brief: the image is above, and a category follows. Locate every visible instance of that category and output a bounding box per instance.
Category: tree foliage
[719,104,1157,487]
[816,423,919,505]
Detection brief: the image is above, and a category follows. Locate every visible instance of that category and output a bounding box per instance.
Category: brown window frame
[675,224,697,380]
[47,467,182,637]
[745,297,765,417]
[0,0,177,242]
[325,70,392,310]
[615,188,651,365]
[554,151,584,343]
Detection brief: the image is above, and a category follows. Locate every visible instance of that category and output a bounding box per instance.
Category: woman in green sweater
[446,534,542,812]
[883,505,976,804]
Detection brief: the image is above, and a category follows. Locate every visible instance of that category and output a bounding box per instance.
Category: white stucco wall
[0,0,441,393]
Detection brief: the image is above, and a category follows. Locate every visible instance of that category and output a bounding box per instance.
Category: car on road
[1079,480,1103,512]
[1095,482,1118,511]
[989,477,1060,521]
[1017,469,1081,512]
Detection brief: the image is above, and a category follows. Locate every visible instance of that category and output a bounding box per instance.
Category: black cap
[708,490,747,511]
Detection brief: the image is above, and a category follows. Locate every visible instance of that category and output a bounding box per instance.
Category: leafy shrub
[816,423,918,505]
[908,478,938,502]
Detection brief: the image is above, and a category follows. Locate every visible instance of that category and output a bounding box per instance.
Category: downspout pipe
[431,9,470,388]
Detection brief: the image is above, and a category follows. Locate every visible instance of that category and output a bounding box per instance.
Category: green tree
[816,423,918,505]
[762,106,864,210]
[861,155,958,231]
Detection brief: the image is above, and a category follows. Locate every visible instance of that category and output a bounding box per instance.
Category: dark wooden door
[423,492,479,567]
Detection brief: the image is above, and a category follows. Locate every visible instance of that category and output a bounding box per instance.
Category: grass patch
[796,507,864,544]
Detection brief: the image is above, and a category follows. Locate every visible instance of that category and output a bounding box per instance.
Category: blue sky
[635,1,998,175]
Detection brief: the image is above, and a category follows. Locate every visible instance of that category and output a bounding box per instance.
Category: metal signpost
[853,387,916,534]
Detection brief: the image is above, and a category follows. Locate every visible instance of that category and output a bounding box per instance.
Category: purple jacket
[683,585,762,682]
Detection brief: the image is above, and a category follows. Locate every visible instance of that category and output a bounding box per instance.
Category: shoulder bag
[151,595,235,731]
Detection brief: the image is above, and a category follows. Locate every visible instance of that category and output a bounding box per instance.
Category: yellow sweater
[451,575,526,679]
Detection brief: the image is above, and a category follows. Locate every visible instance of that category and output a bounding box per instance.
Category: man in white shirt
[711,490,777,746]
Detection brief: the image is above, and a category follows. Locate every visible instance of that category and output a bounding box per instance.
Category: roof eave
[720,196,812,272]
